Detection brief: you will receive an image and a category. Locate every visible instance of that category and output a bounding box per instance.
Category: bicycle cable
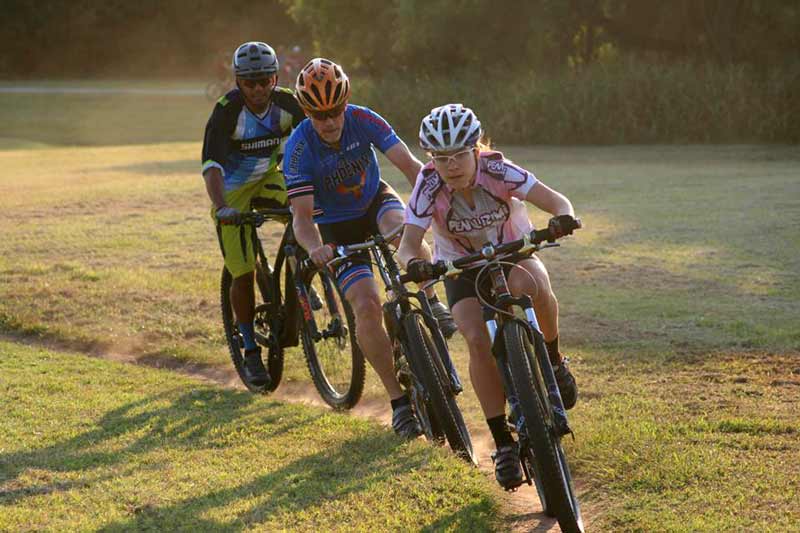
[473,260,539,319]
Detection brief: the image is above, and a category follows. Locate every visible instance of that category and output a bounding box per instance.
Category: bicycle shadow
[0,387,300,504]
[95,432,413,531]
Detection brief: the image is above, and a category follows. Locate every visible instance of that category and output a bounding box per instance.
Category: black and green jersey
[201,87,305,192]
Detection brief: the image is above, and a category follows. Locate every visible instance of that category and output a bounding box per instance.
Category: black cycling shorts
[444,255,526,310]
[318,181,404,294]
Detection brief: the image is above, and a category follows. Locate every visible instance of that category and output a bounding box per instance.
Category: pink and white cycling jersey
[405,151,538,261]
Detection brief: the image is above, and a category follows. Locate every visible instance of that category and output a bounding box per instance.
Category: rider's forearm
[397,246,420,270]
[203,168,227,210]
[397,224,427,268]
[550,194,574,217]
[526,182,575,218]
[385,142,423,186]
[293,216,324,253]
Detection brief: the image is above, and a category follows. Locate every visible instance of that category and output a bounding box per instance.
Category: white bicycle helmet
[419,103,482,152]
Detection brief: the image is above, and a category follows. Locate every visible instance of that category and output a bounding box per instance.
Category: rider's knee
[461,326,492,355]
[350,292,383,324]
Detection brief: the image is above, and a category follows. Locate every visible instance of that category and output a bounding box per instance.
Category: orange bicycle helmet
[295,58,351,111]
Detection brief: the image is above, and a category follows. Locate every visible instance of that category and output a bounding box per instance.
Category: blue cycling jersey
[283,104,401,223]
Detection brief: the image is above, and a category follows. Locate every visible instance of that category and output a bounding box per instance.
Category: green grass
[0,341,499,531]
[2,88,800,531]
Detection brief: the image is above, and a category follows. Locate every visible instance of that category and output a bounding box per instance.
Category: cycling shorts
[214,169,288,278]
[318,181,403,294]
[444,254,527,310]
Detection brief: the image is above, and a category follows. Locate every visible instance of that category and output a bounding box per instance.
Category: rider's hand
[215,206,241,225]
[310,244,335,269]
[547,214,579,239]
[405,258,437,282]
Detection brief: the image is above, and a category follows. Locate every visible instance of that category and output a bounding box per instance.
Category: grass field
[0,341,498,531]
[1,88,799,531]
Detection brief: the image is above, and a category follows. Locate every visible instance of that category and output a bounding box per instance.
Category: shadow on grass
[0,387,299,503]
[1,384,470,530]
[96,432,415,531]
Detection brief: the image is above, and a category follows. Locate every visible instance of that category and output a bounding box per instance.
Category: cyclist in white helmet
[397,103,580,490]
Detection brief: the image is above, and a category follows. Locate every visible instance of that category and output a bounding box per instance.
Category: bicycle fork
[485,298,571,438]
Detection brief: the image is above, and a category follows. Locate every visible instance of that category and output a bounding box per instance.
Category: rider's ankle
[390,394,410,411]
[238,321,257,351]
[545,336,562,366]
[487,414,514,448]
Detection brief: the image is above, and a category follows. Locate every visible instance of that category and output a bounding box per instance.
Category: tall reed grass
[355,58,799,145]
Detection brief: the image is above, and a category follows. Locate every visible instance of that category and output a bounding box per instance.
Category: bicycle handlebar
[399,218,581,284]
[236,208,292,226]
[298,224,405,274]
[324,224,404,267]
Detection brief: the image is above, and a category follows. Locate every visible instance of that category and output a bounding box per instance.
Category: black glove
[215,206,242,225]
[548,214,579,239]
[405,258,437,282]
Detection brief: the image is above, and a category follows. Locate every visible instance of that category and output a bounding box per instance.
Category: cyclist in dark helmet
[201,41,305,388]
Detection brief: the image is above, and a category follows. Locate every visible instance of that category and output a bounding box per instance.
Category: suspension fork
[518,295,570,435]
[484,306,522,433]
[416,291,463,394]
[284,243,317,335]
[375,239,463,394]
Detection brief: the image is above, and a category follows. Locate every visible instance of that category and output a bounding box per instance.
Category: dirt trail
[4,333,575,532]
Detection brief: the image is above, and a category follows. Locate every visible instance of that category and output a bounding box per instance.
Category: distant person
[283,58,456,439]
[396,103,580,489]
[201,41,305,388]
[282,45,304,83]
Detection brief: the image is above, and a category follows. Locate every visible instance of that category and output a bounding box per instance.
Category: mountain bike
[410,223,584,533]
[323,225,477,464]
[220,207,366,409]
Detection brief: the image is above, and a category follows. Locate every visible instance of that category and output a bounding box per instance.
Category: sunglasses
[241,77,273,89]
[308,104,346,121]
[430,148,475,166]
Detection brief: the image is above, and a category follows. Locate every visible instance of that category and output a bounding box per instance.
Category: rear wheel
[221,265,283,393]
[402,311,476,464]
[299,269,365,410]
[504,321,583,533]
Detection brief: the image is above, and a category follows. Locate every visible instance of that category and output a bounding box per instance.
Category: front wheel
[503,321,583,533]
[221,266,283,393]
[298,269,365,410]
[402,311,476,464]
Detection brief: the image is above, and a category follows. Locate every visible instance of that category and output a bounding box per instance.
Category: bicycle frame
[474,259,571,438]
[241,210,304,351]
[353,232,463,395]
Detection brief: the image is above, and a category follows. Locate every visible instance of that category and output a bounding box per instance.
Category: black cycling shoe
[308,286,323,311]
[553,357,578,410]
[391,404,423,440]
[430,301,458,339]
[492,442,524,491]
[243,347,269,387]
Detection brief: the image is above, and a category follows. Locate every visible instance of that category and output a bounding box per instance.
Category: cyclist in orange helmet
[284,58,456,439]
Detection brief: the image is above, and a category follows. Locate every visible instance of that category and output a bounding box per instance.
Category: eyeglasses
[430,148,475,166]
[241,77,273,89]
[308,104,347,121]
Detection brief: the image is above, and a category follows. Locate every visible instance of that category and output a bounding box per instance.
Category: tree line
[1,0,797,77]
